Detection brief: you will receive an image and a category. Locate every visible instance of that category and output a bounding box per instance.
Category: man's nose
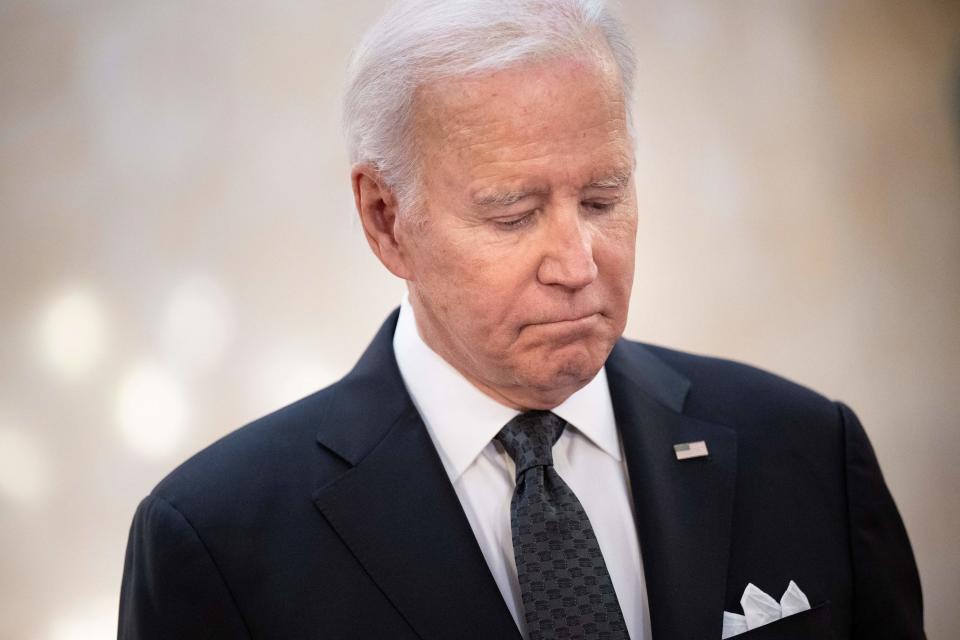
[537,208,599,290]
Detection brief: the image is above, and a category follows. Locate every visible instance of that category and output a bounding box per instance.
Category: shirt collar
[552,365,621,463]
[392,296,621,482]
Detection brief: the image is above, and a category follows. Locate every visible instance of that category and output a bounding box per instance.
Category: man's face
[398,54,637,409]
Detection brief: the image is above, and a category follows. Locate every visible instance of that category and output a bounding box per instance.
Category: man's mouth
[533,311,602,326]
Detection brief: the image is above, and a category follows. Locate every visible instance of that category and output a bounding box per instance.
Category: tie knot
[495,411,566,476]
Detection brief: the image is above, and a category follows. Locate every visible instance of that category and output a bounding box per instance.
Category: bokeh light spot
[116,363,188,458]
[161,275,235,373]
[0,425,51,504]
[49,596,116,640]
[39,289,107,378]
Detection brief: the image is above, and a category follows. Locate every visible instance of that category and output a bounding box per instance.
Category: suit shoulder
[634,341,841,434]
[149,385,347,517]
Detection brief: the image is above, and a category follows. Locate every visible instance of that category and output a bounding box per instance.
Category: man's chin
[512,352,605,409]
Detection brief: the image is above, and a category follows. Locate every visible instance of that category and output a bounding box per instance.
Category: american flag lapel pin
[673,440,709,460]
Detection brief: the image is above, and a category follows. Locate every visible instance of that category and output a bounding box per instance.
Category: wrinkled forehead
[410,53,633,191]
[415,50,625,135]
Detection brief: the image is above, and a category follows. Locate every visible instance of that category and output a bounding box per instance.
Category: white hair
[343,0,636,212]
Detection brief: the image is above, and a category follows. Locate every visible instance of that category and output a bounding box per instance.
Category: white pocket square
[721,580,811,638]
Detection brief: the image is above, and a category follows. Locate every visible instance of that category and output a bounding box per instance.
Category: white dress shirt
[393,297,651,640]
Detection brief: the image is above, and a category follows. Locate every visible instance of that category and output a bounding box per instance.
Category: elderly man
[119,1,923,639]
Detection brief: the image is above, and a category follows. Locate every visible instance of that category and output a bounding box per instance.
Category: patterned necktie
[496,410,629,640]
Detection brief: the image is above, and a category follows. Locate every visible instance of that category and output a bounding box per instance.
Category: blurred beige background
[1,0,958,638]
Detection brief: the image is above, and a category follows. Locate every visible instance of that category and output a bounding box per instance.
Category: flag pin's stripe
[674,440,709,460]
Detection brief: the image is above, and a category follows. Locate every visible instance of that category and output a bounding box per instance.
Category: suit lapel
[607,341,738,640]
[312,311,520,640]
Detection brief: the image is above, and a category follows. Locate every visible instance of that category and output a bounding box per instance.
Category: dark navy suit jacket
[119,310,924,639]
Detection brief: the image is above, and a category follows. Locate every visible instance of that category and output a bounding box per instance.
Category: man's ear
[351,164,414,280]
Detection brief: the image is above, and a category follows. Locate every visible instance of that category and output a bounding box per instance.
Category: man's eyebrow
[472,170,632,207]
[472,187,548,208]
[585,170,632,190]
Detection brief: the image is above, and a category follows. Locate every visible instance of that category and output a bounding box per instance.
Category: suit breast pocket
[733,602,835,640]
